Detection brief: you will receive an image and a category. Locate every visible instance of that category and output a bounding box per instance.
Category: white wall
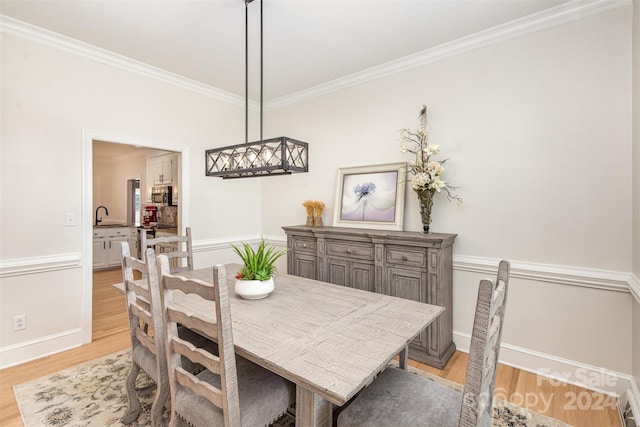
[93,149,147,224]
[0,31,262,363]
[631,0,640,402]
[263,6,634,376]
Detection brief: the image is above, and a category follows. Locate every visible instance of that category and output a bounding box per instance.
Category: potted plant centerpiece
[231,237,288,300]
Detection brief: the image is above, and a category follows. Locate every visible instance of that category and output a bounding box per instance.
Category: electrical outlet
[13,314,26,331]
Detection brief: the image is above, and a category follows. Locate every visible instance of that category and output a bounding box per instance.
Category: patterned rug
[14,349,570,426]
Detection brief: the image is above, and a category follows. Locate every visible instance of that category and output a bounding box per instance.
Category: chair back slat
[459,260,510,427]
[142,227,193,274]
[159,256,242,427]
[135,328,157,354]
[171,336,221,374]
[175,367,224,407]
[163,274,216,300]
[166,307,219,341]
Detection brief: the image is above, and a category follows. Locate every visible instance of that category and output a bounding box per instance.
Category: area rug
[14,349,570,426]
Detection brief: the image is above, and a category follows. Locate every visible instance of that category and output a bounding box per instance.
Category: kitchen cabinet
[283,225,457,368]
[93,227,135,270]
[147,153,178,185]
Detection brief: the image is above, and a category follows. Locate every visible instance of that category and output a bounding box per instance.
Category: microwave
[151,185,177,206]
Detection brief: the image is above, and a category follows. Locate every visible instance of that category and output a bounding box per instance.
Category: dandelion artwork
[333,163,406,231]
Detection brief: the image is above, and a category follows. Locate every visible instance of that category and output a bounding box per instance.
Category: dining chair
[120,242,169,426]
[337,260,511,427]
[158,256,295,427]
[141,226,193,273]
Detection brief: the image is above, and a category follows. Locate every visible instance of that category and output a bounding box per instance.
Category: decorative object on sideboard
[231,237,288,299]
[332,163,406,231]
[303,200,325,227]
[205,0,308,179]
[400,105,462,233]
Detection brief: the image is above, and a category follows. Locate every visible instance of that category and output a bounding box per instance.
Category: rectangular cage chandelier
[205,0,309,179]
[205,136,308,178]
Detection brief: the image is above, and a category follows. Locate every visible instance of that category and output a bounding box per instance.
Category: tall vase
[416,189,435,234]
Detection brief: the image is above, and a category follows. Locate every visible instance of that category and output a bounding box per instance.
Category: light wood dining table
[113,263,444,427]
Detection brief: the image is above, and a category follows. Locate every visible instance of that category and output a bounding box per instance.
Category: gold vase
[416,189,436,234]
[306,215,314,227]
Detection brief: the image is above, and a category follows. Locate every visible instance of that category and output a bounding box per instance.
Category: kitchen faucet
[95,205,109,226]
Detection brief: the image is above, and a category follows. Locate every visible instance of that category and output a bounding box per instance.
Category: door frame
[81,129,190,344]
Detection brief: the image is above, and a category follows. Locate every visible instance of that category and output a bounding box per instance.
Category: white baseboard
[0,328,83,370]
[453,331,634,397]
[626,381,640,426]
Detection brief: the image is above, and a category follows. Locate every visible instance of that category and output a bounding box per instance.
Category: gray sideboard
[282,225,457,369]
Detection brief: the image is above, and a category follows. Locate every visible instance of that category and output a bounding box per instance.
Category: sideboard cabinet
[283,225,456,369]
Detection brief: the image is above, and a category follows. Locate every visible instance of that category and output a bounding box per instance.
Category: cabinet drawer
[326,241,373,260]
[106,227,131,238]
[386,247,427,268]
[93,229,107,238]
[293,238,316,253]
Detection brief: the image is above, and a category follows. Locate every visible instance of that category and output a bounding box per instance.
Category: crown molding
[1,0,631,111]
[0,14,248,108]
[265,0,632,110]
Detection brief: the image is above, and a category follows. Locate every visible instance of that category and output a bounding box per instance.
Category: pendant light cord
[260,0,263,142]
[245,0,264,143]
[245,0,249,145]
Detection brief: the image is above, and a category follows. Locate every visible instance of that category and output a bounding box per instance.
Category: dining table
[113,262,444,427]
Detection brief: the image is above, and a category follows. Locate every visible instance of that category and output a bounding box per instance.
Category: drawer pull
[346,248,352,254]
[302,243,307,248]
[401,255,409,261]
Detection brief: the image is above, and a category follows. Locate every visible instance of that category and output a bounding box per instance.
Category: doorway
[82,130,190,344]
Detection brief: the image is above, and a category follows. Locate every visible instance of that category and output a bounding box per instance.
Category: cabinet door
[93,240,107,269]
[350,261,375,292]
[387,267,428,351]
[292,252,317,280]
[327,258,348,287]
[327,259,374,292]
[160,158,173,183]
[107,237,127,266]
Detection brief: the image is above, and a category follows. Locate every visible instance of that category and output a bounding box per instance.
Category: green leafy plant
[231,237,288,281]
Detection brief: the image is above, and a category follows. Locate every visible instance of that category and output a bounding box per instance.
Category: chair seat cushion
[338,367,462,427]
[174,356,294,427]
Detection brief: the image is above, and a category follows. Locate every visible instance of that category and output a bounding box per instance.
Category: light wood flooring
[0,268,622,426]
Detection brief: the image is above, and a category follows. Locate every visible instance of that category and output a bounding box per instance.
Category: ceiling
[1,0,571,102]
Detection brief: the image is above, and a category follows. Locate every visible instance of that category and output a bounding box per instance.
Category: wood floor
[0,268,622,426]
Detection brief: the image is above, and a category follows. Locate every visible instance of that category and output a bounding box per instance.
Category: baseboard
[624,381,640,426]
[453,331,633,397]
[0,328,83,370]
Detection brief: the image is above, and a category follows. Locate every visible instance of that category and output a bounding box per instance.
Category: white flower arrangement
[400,105,462,204]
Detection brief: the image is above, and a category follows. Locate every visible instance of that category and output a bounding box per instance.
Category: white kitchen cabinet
[147,154,177,185]
[93,227,135,270]
[93,239,107,269]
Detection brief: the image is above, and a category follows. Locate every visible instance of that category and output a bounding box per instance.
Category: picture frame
[332,162,406,231]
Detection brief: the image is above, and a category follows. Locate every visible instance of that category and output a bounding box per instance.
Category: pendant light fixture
[206,0,309,179]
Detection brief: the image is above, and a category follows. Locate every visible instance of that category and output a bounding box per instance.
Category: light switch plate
[65,213,76,226]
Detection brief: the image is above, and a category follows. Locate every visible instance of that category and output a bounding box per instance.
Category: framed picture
[333,162,406,231]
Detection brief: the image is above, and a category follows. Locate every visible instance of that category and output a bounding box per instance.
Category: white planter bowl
[234,277,274,300]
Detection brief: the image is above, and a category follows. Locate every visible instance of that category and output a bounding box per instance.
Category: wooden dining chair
[337,260,511,427]
[158,256,295,427]
[120,243,169,426]
[141,226,193,273]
